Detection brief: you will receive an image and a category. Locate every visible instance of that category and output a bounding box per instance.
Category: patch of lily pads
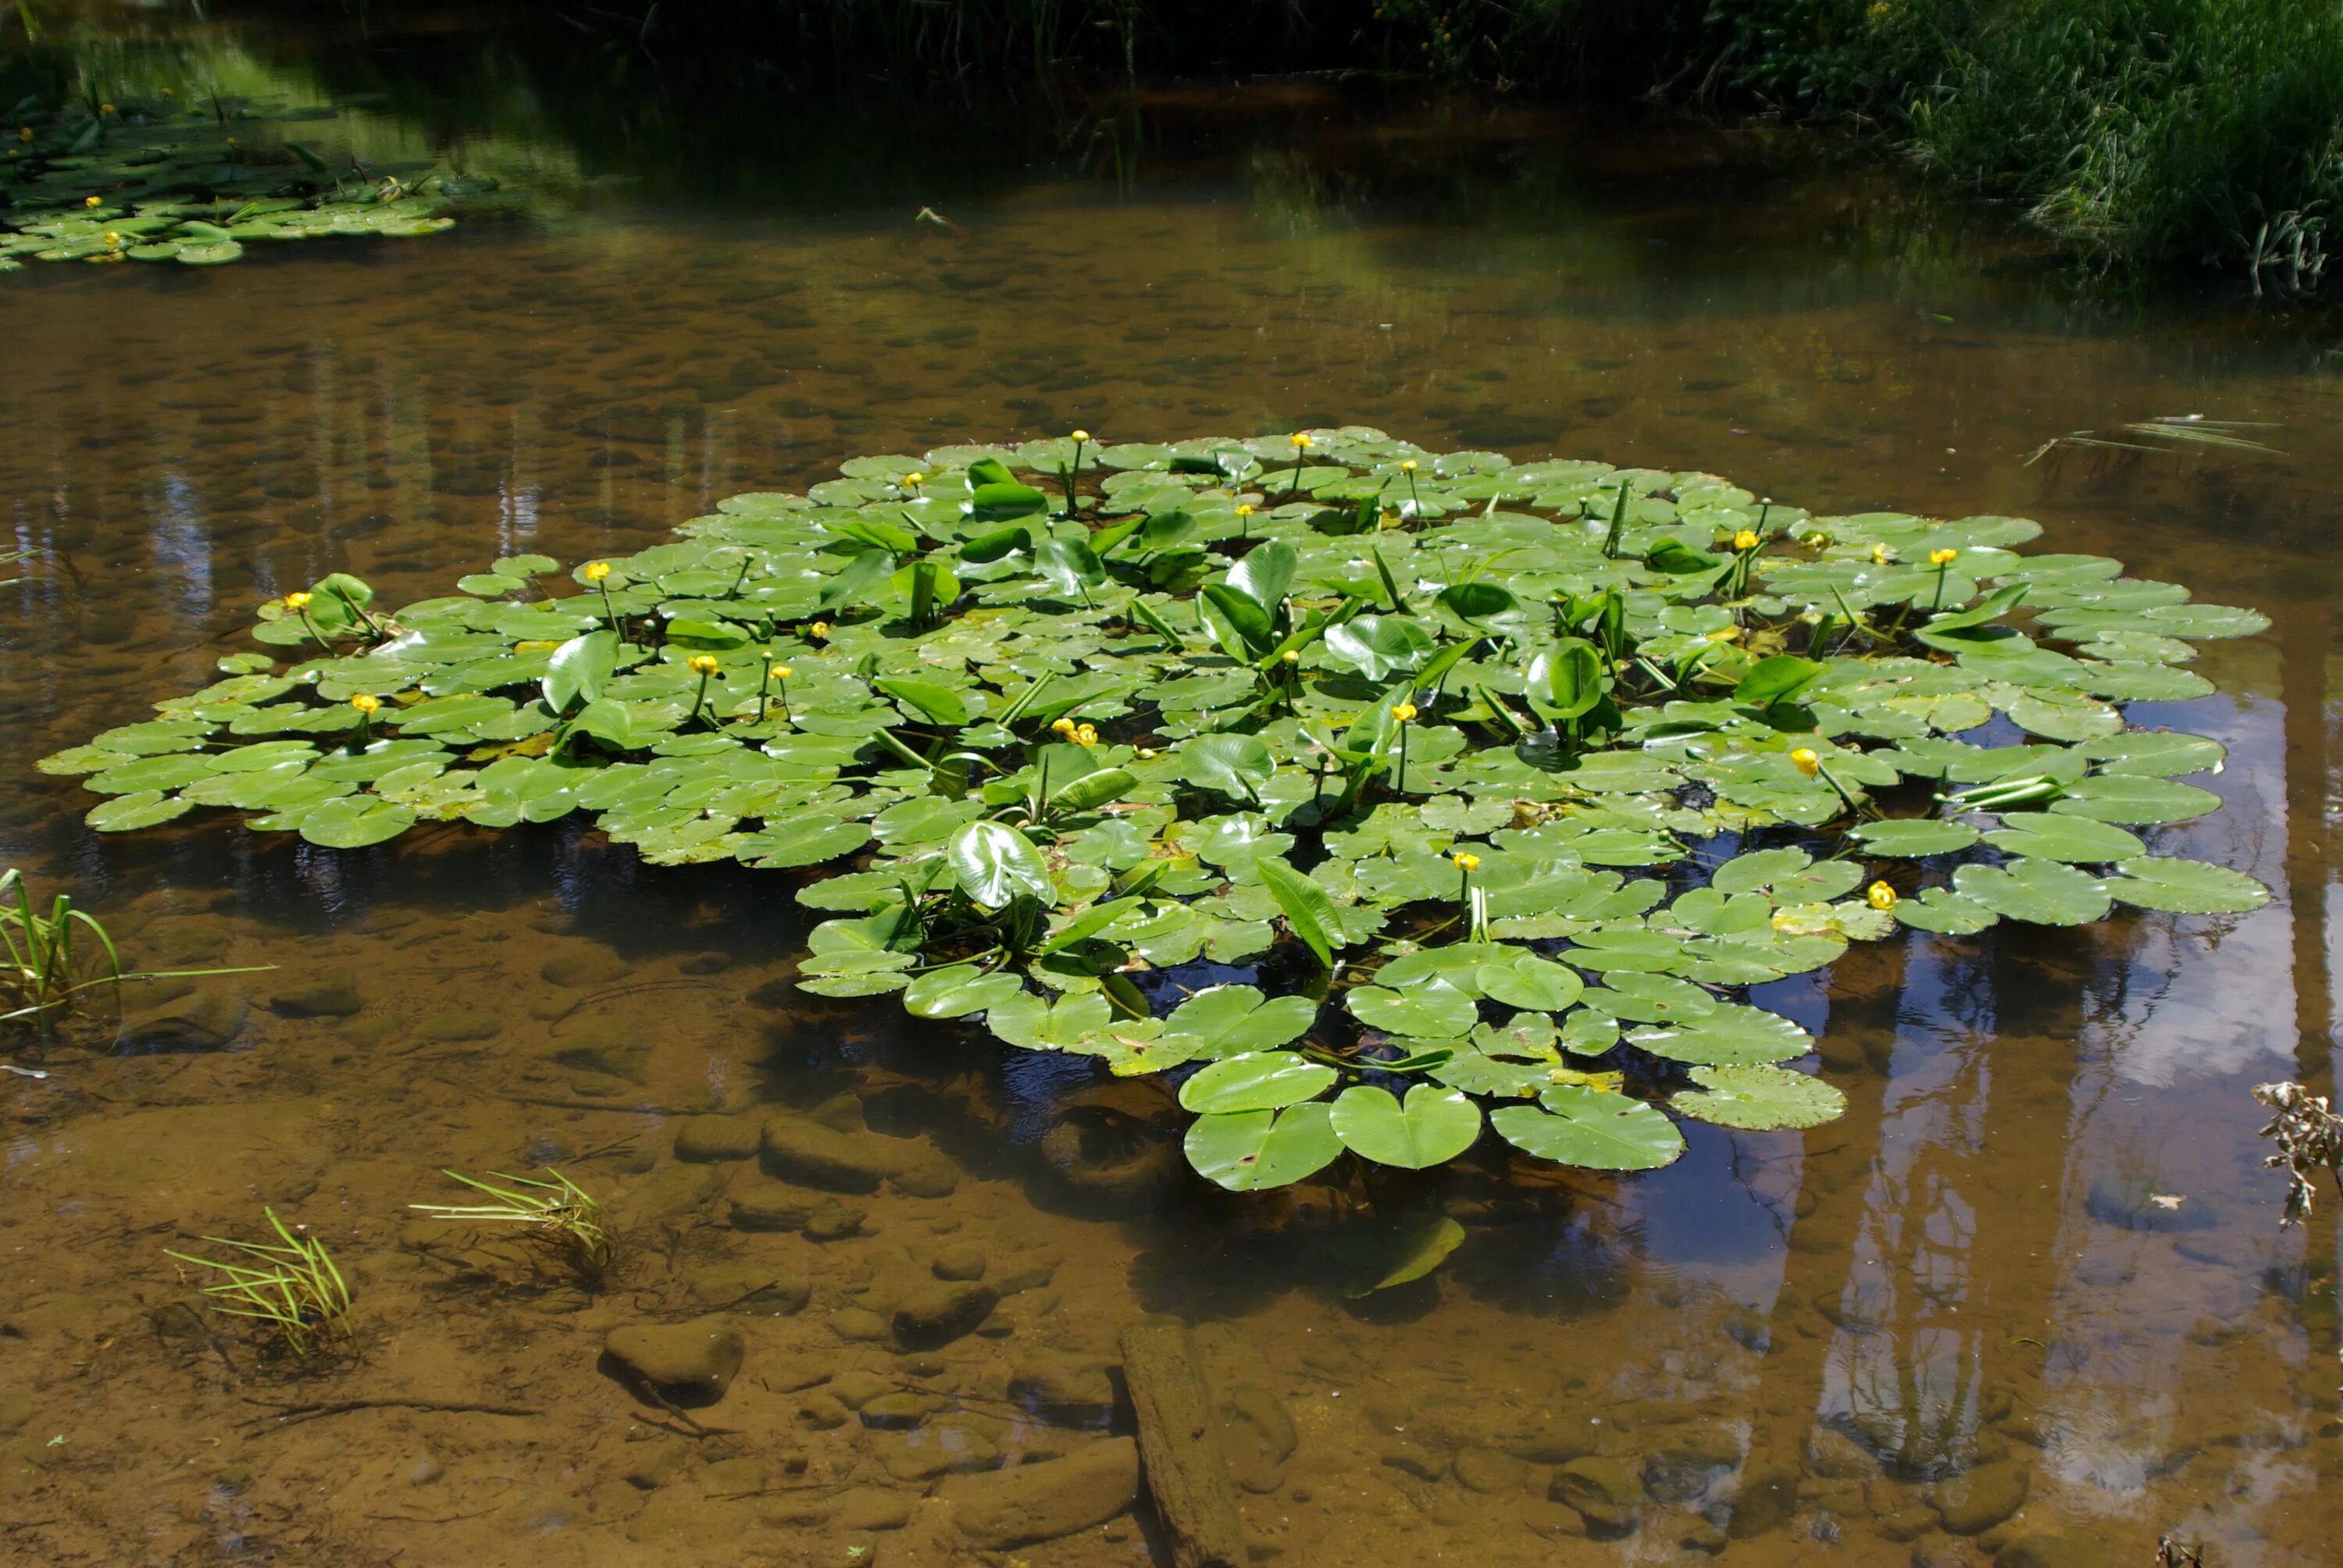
[41,427,2273,1188]
[2,92,495,271]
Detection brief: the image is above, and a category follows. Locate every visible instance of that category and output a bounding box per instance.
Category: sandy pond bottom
[0,857,2331,1568]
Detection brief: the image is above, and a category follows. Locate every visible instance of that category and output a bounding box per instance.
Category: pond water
[2,9,2339,1566]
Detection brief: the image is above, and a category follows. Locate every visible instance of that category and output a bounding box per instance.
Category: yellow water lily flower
[771,665,792,680]
[1866,881,1898,911]
[1452,852,1481,873]
[583,561,611,582]
[1075,724,1099,746]
[283,591,312,611]
[1051,717,1076,735]
[686,654,721,676]
[1928,547,1959,566]
[1136,747,1157,759]
[808,621,830,639]
[1235,503,1254,518]
[349,693,380,715]
[1289,432,1312,449]
[1071,429,1090,443]
[1400,459,1418,473]
[1790,747,1820,778]
[1870,543,1892,565]
[103,230,120,248]
[904,472,923,487]
[1281,649,1299,664]
[1733,529,1760,551]
[1391,701,1418,722]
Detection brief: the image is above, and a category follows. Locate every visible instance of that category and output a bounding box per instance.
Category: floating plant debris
[41,428,2273,1185]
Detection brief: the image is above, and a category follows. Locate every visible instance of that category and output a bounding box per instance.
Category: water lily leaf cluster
[1,94,494,271]
[41,428,2272,1188]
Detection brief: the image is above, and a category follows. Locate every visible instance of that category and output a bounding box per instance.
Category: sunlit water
[1,10,2338,1566]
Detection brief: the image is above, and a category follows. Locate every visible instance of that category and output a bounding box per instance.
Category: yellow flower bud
[583,561,612,582]
[283,591,312,611]
[1075,724,1099,746]
[1400,459,1417,473]
[686,654,721,676]
[1866,881,1898,911]
[1072,429,1090,443]
[1870,543,1892,565]
[84,194,101,208]
[1235,503,1254,518]
[1282,649,1299,663]
[1289,432,1312,449]
[1452,852,1481,873]
[1137,747,1157,759]
[1928,547,1959,566]
[904,472,923,486]
[104,230,120,247]
[1391,701,1418,722]
[16,128,30,143]
[1789,747,1820,778]
[771,665,792,680]
[1052,717,1076,734]
[809,621,829,639]
[350,693,381,715]
[100,103,116,116]
[1732,529,1760,551]
[1803,532,1829,548]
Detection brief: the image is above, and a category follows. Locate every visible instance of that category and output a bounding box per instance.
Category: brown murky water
[2,12,2340,1566]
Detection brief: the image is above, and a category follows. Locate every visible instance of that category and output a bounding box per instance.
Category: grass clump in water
[166,1208,355,1360]
[410,1168,614,1286]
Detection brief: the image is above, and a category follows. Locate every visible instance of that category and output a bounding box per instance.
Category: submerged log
[1118,1321,1246,1568]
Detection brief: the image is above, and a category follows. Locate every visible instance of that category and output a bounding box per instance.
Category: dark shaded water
[1,9,2338,1566]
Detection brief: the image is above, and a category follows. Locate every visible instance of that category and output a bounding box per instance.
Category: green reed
[410,1168,613,1283]
[166,1208,354,1359]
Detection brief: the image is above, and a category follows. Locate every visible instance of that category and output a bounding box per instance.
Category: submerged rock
[267,979,365,1018]
[761,1115,890,1193]
[1550,1456,1641,1534]
[674,1115,762,1163]
[1009,1353,1118,1422]
[1934,1459,2030,1534]
[602,1318,744,1406]
[893,1283,998,1349]
[945,1438,1139,1548]
[1996,1535,2095,1568]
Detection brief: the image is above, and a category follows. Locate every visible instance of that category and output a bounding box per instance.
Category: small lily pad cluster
[41,428,2272,1188]
[1,93,493,271]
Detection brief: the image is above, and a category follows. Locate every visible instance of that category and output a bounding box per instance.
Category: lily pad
[1178,1051,1338,1114]
[1328,1084,1483,1168]
[1489,1088,1686,1171]
[1668,1064,1846,1131]
[1183,1103,1343,1191]
[2101,856,2272,915]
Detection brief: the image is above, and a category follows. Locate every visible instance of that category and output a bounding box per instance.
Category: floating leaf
[1952,858,2111,925]
[1669,1065,1846,1131]
[1489,1088,1686,1171]
[1347,979,1478,1039]
[1184,1103,1342,1191]
[1179,1051,1338,1114]
[1847,819,1980,857]
[2102,857,2272,915]
[1328,1084,1482,1168]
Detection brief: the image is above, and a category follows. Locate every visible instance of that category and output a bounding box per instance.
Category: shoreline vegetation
[498,0,2343,297]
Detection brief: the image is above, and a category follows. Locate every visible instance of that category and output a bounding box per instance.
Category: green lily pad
[1951,858,2111,925]
[1846,819,1981,857]
[1184,1103,1343,1191]
[1346,979,1478,1039]
[2050,775,2222,825]
[1981,812,2145,864]
[87,789,194,831]
[1668,1064,1846,1131]
[1178,1051,1337,1114]
[1489,1088,1686,1171]
[296,796,417,848]
[1328,1084,1482,1168]
[2101,857,2272,915]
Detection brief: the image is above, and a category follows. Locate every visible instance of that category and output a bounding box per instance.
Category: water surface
[1,11,2338,1566]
